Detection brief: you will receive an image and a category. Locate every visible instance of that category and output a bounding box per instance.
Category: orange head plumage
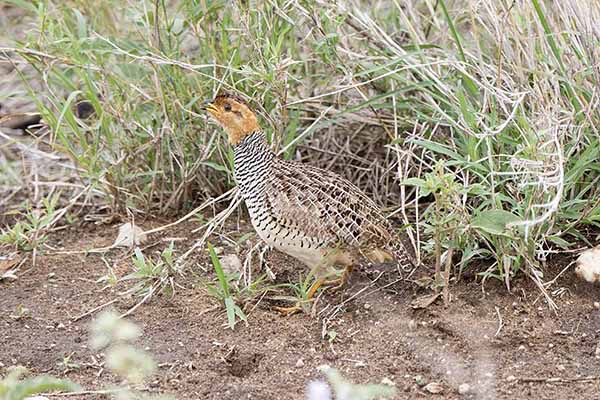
[204,94,260,145]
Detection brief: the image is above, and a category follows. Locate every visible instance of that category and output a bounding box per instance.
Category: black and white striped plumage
[233,131,409,276]
[205,93,412,279]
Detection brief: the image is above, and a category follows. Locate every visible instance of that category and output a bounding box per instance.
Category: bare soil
[1,219,599,400]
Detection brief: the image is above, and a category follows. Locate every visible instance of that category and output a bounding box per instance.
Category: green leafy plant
[0,366,79,400]
[122,242,181,299]
[206,242,247,330]
[404,161,471,302]
[0,193,61,252]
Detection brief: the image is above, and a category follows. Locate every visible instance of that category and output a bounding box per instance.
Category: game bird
[205,93,412,313]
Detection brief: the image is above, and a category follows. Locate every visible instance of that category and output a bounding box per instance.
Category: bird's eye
[224,103,232,112]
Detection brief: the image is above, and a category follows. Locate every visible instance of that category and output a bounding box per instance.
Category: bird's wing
[264,160,392,250]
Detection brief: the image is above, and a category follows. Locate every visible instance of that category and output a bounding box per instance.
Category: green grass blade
[438,0,465,62]
[207,241,229,297]
[224,297,236,330]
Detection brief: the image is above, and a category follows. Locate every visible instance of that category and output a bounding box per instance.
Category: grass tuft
[206,241,247,330]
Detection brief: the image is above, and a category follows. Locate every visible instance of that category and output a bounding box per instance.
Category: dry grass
[0,0,599,292]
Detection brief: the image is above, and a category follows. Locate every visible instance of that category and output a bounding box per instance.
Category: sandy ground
[1,219,599,400]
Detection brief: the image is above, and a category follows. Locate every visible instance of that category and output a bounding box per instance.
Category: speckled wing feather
[264,159,393,252]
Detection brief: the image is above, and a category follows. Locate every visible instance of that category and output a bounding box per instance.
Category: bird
[205,93,412,313]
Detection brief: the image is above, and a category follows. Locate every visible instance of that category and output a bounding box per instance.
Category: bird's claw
[273,304,303,316]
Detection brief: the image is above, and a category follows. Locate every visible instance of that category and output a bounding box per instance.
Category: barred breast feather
[233,130,411,272]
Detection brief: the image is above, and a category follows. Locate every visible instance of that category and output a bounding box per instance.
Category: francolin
[205,94,412,313]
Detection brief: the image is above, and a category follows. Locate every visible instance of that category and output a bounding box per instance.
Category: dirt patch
[0,220,599,400]
[225,349,265,378]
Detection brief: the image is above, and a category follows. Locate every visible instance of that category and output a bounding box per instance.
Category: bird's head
[204,94,260,145]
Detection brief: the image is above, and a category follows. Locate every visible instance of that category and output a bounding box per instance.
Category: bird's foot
[273,304,303,316]
[273,278,326,316]
[323,276,343,289]
[324,265,354,290]
[272,268,354,316]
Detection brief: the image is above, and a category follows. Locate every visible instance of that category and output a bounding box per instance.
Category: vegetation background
[2,0,598,288]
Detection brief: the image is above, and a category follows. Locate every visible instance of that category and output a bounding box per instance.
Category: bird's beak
[203,99,218,115]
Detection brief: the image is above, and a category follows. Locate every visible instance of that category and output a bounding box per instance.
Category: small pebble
[518,345,526,351]
[295,358,304,368]
[57,323,65,329]
[316,364,331,372]
[414,375,426,386]
[364,303,371,310]
[594,302,600,310]
[506,375,516,382]
[381,377,395,386]
[458,383,470,395]
[557,365,566,371]
[424,382,444,394]
[548,343,554,348]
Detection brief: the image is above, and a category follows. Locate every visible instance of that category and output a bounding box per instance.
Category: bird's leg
[273,278,325,316]
[273,304,302,316]
[306,278,325,299]
[324,265,354,289]
[273,261,352,316]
